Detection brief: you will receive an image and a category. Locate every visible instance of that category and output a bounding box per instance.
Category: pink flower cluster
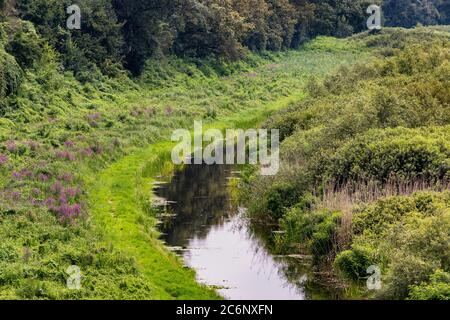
[0,154,8,165]
[55,150,76,161]
[47,181,82,221]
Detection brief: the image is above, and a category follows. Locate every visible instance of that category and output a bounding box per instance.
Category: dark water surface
[155,163,316,300]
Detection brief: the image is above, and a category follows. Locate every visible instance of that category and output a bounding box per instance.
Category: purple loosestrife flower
[19,169,32,178]
[59,192,68,205]
[50,181,63,194]
[30,198,41,207]
[65,187,80,198]
[38,173,50,182]
[45,197,56,208]
[12,171,22,180]
[59,173,73,182]
[27,140,39,151]
[11,191,21,201]
[0,154,8,165]
[64,140,75,148]
[55,150,75,161]
[6,140,17,152]
[82,148,94,158]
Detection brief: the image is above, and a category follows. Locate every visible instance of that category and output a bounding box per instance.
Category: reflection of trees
[157,164,235,247]
[248,213,346,300]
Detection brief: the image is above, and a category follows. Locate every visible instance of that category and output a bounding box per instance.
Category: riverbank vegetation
[1,0,449,300]
[0,1,368,296]
[244,26,450,300]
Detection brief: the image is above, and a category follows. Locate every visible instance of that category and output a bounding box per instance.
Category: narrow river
[155,163,325,300]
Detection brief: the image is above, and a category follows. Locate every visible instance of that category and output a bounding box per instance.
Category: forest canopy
[1,0,446,76]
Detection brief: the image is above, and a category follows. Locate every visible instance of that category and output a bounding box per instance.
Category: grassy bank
[0,20,368,299]
[243,27,450,300]
[86,96,306,299]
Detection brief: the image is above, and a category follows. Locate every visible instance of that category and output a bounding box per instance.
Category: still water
[155,163,313,300]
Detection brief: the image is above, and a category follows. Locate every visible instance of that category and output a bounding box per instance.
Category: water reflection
[156,163,308,300]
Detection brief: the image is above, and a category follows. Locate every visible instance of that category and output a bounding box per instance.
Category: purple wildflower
[55,150,75,161]
[12,171,22,180]
[59,173,73,182]
[81,148,94,158]
[65,187,80,198]
[64,140,75,148]
[11,191,21,201]
[38,173,50,182]
[27,140,39,151]
[0,154,8,165]
[45,197,56,207]
[50,181,63,194]
[6,141,17,152]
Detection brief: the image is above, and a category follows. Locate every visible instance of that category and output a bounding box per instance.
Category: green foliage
[265,182,300,219]
[409,269,450,300]
[249,28,450,217]
[334,246,375,282]
[246,27,450,300]
[12,0,376,75]
[0,49,23,102]
[326,126,450,185]
[280,207,342,262]
[382,0,443,28]
[0,28,364,299]
[5,21,43,69]
[350,192,450,299]
[17,0,124,78]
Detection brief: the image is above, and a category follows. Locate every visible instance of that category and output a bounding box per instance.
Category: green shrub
[379,253,437,300]
[5,22,44,69]
[0,49,23,100]
[409,270,450,300]
[280,208,342,262]
[334,246,375,282]
[352,192,450,235]
[309,211,342,262]
[325,126,450,186]
[264,182,300,220]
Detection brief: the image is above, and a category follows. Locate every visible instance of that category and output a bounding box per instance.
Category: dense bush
[280,207,342,263]
[0,49,23,102]
[350,192,450,299]
[5,21,44,69]
[5,0,379,75]
[409,269,450,300]
[249,31,450,217]
[334,246,375,282]
[264,182,300,219]
[325,127,450,186]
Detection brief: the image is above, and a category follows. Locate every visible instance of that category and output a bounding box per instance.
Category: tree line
[2,0,449,77]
